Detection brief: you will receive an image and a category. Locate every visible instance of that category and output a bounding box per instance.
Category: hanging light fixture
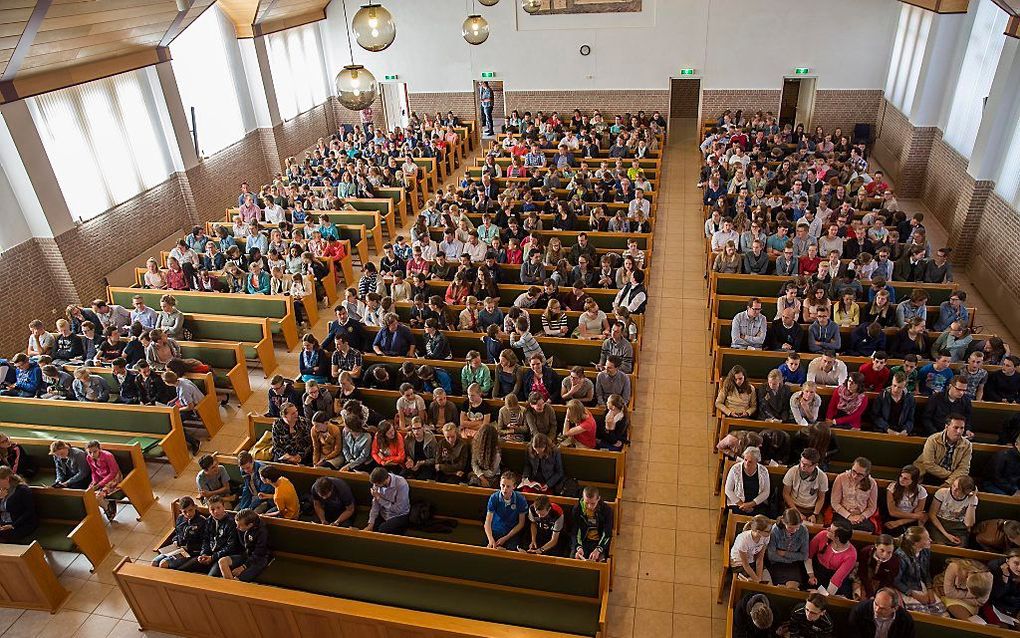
[462,14,490,45]
[522,0,542,14]
[351,3,396,52]
[478,0,499,5]
[335,1,379,111]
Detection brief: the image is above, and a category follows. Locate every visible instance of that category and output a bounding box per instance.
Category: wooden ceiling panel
[262,0,328,20]
[34,10,178,44]
[45,0,171,18]
[0,8,33,26]
[27,22,167,56]
[20,38,158,70]
[41,4,182,30]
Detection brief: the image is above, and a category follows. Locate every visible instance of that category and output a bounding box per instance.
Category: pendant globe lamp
[462,14,490,45]
[336,1,379,111]
[522,0,542,14]
[478,0,499,5]
[352,3,396,52]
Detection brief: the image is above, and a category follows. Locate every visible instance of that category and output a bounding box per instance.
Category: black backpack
[409,500,458,534]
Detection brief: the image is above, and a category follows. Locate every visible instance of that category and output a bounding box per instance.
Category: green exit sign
[679,68,695,76]
[480,71,495,78]
[383,74,398,81]
[794,67,810,75]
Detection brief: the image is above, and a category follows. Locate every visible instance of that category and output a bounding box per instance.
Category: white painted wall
[322,0,900,92]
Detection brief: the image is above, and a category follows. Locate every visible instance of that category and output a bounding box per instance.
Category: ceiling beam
[1008,15,1020,37]
[0,0,53,84]
[252,8,327,37]
[0,48,166,105]
[218,0,261,38]
[899,0,971,12]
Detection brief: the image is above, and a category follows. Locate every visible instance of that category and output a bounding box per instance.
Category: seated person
[371,420,406,474]
[213,508,270,582]
[777,593,835,638]
[982,549,1020,626]
[364,467,410,534]
[914,415,972,485]
[310,476,356,527]
[0,466,37,542]
[829,457,879,533]
[403,417,437,480]
[984,433,1020,496]
[470,423,502,488]
[973,519,1020,553]
[152,496,207,571]
[767,508,810,589]
[808,520,857,597]
[570,486,612,562]
[236,451,274,514]
[484,471,528,551]
[435,422,470,483]
[49,440,92,489]
[781,448,827,523]
[271,402,311,465]
[927,475,978,547]
[724,447,771,517]
[933,558,993,621]
[196,496,239,575]
[72,367,110,402]
[259,465,300,520]
[524,494,564,556]
[732,590,774,637]
[756,369,793,422]
[339,413,373,472]
[884,465,928,537]
[852,535,900,602]
[310,411,343,469]
[0,433,36,479]
[847,588,915,638]
[729,515,771,584]
[894,526,947,615]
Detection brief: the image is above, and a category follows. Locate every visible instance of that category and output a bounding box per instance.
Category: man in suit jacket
[847,588,916,638]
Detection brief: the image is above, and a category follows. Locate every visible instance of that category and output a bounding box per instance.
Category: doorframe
[780,75,818,130]
[472,78,507,136]
[667,75,702,128]
[379,81,410,131]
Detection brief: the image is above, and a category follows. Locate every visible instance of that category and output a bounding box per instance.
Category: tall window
[29,70,174,222]
[996,114,1020,208]
[267,23,329,120]
[884,4,932,116]
[943,0,1008,158]
[171,5,246,156]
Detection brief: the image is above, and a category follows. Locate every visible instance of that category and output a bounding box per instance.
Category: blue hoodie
[13,361,42,395]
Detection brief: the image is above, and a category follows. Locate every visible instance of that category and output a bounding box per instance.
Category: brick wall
[920,134,971,233]
[408,92,476,121]
[53,177,194,303]
[187,130,273,222]
[970,191,1020,334]
[504,90,669,118]
[701,90,781,123]
[330,95,385,132]
[0,238,77,357]
[810,90,883,136]
[273,103,332,165]
[871,101,936,198]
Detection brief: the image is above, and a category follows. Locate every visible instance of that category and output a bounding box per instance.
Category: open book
[157,543,190,559]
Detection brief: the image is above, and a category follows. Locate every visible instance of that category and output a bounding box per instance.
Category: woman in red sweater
[826,372,869,430]
[371,420,406,473]
[808,520,857,596]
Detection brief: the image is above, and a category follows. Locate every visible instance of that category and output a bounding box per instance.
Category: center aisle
[604,118,723,638]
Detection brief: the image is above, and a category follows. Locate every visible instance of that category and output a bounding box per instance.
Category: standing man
[479,81,495,136]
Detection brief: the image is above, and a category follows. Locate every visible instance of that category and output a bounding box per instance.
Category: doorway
[472,79,505,137]
[779,77,816,128]
[380,81,409,130]
[668,77,700,119]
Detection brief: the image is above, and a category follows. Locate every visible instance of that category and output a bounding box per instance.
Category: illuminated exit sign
[383,74,399,81]
[480,71,495,78]
[679,68,695,76]
[794,67,810,75]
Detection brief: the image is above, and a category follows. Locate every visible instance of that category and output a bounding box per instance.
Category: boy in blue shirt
[484,471,528,551]
[777,353,807,385]
[918,351,955,396]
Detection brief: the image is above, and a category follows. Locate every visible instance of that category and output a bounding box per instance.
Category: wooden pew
[219,209,371,267]
[711,348,1015,438]
[710,294,976,332]
[714,460,1020,547]
[28,487,113,571]
[0,542,69,612]
[239,413,626,503]
[421,279,627,315]
[475,156,662,178]
[74,367,223,438]
[214,454,618,543]
[360,324,625,373]
[14,437,156,520]
[0,397,191,475]
[108,286,301,352]
[709,272,958,306]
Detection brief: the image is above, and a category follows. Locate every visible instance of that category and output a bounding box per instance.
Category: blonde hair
[0,466,25,486]
[566,399,587,424]
[503,394,519,409]
[442,422,458,434]
[744,514,771,533]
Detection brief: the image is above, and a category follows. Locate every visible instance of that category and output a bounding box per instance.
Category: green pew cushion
[34,521,76,552]
[261,557,600,636]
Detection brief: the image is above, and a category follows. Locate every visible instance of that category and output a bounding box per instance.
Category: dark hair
[198,454,215,470]
[892,465,920,506]
[178,496,196,509]
[370,467,390,485]
[259,465,282,483]
[831,520,853,544]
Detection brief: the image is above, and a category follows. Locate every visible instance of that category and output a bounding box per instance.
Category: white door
[795,78,817,130]
[381,82,409,130]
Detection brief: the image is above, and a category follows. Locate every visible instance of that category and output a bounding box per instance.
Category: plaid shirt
[331,347,364,374]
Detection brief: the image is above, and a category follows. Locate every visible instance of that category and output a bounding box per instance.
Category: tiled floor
[7,119,1014,638]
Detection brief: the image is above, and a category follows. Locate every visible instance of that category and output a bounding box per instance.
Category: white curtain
[996,114,1020,207]
[943,0,1009,158]
[170,5,246,157]
[29,70,174,222]
[267,23,329,121]
[884,4,931,116]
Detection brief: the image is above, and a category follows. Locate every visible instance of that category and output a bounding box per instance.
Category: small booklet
[157,543,190,559]
[518,479,543,490]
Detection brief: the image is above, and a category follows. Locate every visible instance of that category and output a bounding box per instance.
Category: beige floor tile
[635,579,675,612]
[674,613,715,637]
[606,604,635,638]
[632,608,675,637]
[638,551,677,582]
[673,584,713,616]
